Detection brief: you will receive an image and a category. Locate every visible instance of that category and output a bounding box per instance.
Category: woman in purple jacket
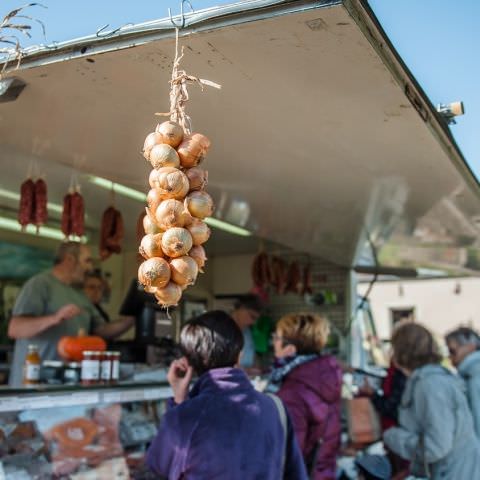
[268,313,342,480]
[146,310,307,480]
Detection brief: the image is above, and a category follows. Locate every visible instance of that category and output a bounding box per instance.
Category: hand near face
[168,357,193,404]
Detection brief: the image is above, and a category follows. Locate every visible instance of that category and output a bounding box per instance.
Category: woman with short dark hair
[384,323,480,479]
[445,326,480,438]
[146,310,307,480]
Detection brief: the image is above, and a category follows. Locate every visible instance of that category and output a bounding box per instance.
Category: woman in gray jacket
[383,323,480,479]
[445,326,480,439]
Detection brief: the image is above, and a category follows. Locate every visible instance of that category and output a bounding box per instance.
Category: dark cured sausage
[252,252,272,289]
[34,178,48,228]
[18,179,35,229]
[301,264,313,296]
[100,207,124,260]
[61,193,72,237]
[286,261,301,294]
[70,191,85,237]
[271,257,288,294]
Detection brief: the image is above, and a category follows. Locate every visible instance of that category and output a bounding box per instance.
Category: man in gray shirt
[8,241,133,387]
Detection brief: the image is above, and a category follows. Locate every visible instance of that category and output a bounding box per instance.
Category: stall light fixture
[204,217,251,237]
[0,216,65,240]
[0,186,63,213]
[89,175,252,237]
[88,175,147,202]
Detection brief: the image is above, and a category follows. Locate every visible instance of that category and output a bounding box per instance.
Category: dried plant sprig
[0,3,46,74]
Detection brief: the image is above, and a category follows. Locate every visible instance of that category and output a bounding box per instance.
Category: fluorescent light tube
[89,175,252,237]
[89,176,147,202]
[0,216,66,240]
[0,186,63,213]
[204,217,251,236]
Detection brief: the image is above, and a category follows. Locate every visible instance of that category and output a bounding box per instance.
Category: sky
[1,0,478,178]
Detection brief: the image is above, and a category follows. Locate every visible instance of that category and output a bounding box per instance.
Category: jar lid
[67,362,81,368]
[83,351,96,355]
[43,360,63,367]
[110,351,121,356]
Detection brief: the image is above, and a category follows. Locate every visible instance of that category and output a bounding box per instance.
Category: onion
[170,256,199,286]
[187,219,211,246]
[143,132,164,160]
[147,188,164,215]
[143,208,163,234]
[154,282,183,307]
[185,191,215,219]
[149,144,180,169]
[139,233,164,259]
[189,245,207,273]
[144,285,157,294]
[149,167,189,200]
[177,133,211,168]
[138,257,171,288]
[155,121,184,148]
[161,227,193,258]
[186,167,208,192]
[156,199,192,230]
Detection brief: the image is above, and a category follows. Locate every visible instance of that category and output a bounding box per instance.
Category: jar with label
[100,352,112,383]
[64,362,81,384]
[81,351,100,385]
[41,360,64,385]
[110,351,120,383]
[23,344,41,385]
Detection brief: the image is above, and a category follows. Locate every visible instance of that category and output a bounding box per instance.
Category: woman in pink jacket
[268,313,342,479]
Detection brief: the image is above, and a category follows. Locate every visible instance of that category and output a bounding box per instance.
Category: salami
[286,261,301,294]
[271,257,288,294]
[61,193,73,237]
[34,178,48,228]
[301,263,313,296]
[70,191,85,237]
[18,178,35,229]
[100,206,124,260]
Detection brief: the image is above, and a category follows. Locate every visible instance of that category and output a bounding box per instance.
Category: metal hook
[168,0,194,29]
[96,23,133,38]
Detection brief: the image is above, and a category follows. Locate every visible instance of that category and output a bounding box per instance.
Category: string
[156,27,221,134]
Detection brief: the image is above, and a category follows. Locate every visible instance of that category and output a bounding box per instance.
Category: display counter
[0,381,172,479]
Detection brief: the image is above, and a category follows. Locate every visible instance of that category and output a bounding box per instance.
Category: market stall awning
[0,0,479,272]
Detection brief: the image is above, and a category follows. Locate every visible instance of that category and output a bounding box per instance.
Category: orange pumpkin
[57,329,106,361]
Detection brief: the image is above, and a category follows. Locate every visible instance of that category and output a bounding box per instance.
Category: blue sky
[1,1,478,178]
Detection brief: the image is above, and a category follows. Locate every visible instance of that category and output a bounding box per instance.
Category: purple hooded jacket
[276,355,342,480]
[147,367,308,480]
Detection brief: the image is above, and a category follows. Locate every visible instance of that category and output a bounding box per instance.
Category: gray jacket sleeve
[467,376,480,439]
[384,376,456,464]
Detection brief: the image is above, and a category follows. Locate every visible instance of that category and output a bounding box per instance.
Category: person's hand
[55,304,82,324]
[357,378,375,397]
[167,357,193,404]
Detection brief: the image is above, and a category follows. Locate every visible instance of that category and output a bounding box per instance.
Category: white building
[358,277,480,341]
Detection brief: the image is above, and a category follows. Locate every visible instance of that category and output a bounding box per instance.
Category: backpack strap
[266,393,287,476]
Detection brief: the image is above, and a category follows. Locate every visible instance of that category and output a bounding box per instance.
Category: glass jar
[100,352,112,383]
[110,351,121,383]
[81,351,100,385]
[23,344,41,385]
[64,362,81,384]
[41,360,64,385]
